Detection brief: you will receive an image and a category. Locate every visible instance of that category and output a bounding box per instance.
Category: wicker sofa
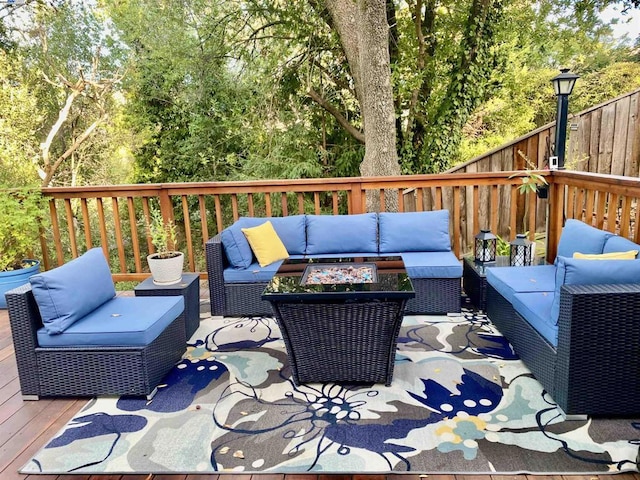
[486,219,640,417]
[206,210,462,317]
[5,248,187,399]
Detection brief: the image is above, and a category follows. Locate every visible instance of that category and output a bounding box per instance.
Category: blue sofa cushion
[401,252,462,279]
[556,219,612,259]
[221,216,307,269]
[551,256,640,323]
[511,292,557,347]
[30,248,116,335]
[486,265,556,304]
[379,210,451,253]
[603,235,640,255]
[221,221,254,269]
[306,214,378,255]
[223,260,284,283]
[37,296,184,347]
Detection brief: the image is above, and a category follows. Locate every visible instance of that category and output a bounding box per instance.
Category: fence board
[611,96,630,176]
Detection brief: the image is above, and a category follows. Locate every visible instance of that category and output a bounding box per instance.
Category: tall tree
[320,0,400,209]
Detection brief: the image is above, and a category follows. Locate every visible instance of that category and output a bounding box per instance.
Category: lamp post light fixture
[550,68,579,170]
[474,229,497,263]
[509,233,533,267]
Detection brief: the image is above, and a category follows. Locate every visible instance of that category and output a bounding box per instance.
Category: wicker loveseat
[5,248,187,399]
[206,210,462,317]
[486,219,640,417]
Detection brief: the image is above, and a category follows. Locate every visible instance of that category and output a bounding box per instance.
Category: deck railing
[35,169,640,282]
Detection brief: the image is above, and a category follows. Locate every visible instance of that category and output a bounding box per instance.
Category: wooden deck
[1,302,639,480]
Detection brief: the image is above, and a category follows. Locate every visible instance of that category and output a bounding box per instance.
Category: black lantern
[509,233,533,266]
[550,68,579,169]
[474,229,497,263]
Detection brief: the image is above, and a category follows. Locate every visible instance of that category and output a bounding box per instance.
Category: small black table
[262,256,415,386]
[463,255,545,310]
[135,273,201,339]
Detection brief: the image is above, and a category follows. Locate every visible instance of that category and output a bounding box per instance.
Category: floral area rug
[22,309,640,474]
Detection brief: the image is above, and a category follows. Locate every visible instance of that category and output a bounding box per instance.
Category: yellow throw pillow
[573,250,638,260]
[241,221,289,267]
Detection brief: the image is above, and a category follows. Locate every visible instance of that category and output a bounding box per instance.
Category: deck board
[0,304,638,480]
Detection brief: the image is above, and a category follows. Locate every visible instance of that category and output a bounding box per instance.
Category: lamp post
[550,68,579,169]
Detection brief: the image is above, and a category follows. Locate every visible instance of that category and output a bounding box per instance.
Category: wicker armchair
[486,282,640,417]
[6,284,186,399]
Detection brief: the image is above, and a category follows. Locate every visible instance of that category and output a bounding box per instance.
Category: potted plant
[146,208,184,285]
[0,188,44,308]
[508,151,549,264]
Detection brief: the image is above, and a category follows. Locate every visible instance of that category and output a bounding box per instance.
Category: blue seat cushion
[486,265,556,304]
[603,235,640,255]
[223,260,284,283]
[306,214,378,255]
[30,248,116,335]
[556,219,612,259]
[379,210,451,253]
[221,215,307,269]
[37,296,184,347]
[401,252,462,279]
[511,292,557,347]
[551,256,640,323]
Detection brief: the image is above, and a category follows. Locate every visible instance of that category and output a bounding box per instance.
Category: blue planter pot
[0,260,40,309]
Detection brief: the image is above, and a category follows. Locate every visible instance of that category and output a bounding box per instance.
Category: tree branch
[308,88,365,144]
[41,113,108,187]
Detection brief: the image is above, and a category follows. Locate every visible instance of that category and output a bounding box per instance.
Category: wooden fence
[33,169,640,282]
[445,88,640,238]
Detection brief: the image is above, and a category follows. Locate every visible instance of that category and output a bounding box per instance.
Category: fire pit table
[262,256,414,386]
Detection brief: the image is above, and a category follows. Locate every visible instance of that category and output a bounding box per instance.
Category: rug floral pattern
[23,309,640,474]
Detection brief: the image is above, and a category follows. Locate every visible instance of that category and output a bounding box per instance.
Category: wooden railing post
[350,181,364,214]
[546,173,564,263]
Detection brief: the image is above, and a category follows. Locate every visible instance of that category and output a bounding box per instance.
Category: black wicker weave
[5,284,187,399]
[405,277,461,315]
[134,273,201,339]
[486,282,640,416]
[269,300,408,386]
[206,233,460,316]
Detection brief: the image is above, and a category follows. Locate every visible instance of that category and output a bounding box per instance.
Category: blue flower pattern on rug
[22,309,640,474]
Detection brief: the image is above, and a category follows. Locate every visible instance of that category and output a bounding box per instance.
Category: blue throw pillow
[220,222,254,269]
[306,214,378,254]
[550,256,640,324]
[379,210,451,253]
[30,248,116,334]
[556,219,612,258]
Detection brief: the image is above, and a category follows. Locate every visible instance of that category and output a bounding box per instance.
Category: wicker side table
[135,273,200,339]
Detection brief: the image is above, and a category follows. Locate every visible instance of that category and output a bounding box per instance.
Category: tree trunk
[324,0,400,211]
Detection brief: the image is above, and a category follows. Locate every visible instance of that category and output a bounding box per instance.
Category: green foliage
[146,209,177,258]
[0,188,45,271]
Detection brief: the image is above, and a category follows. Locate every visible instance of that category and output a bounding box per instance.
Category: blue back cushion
[220,221,254,269]
[379,210,451,253]
[603,235,640,255]
[550,256,640,323]
[306,214,378,254]
[30,248,116,334]
[221,216,307,269]
[556,219,612,258]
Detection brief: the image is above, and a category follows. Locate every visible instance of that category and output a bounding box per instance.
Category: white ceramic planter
[147,252,184,285]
